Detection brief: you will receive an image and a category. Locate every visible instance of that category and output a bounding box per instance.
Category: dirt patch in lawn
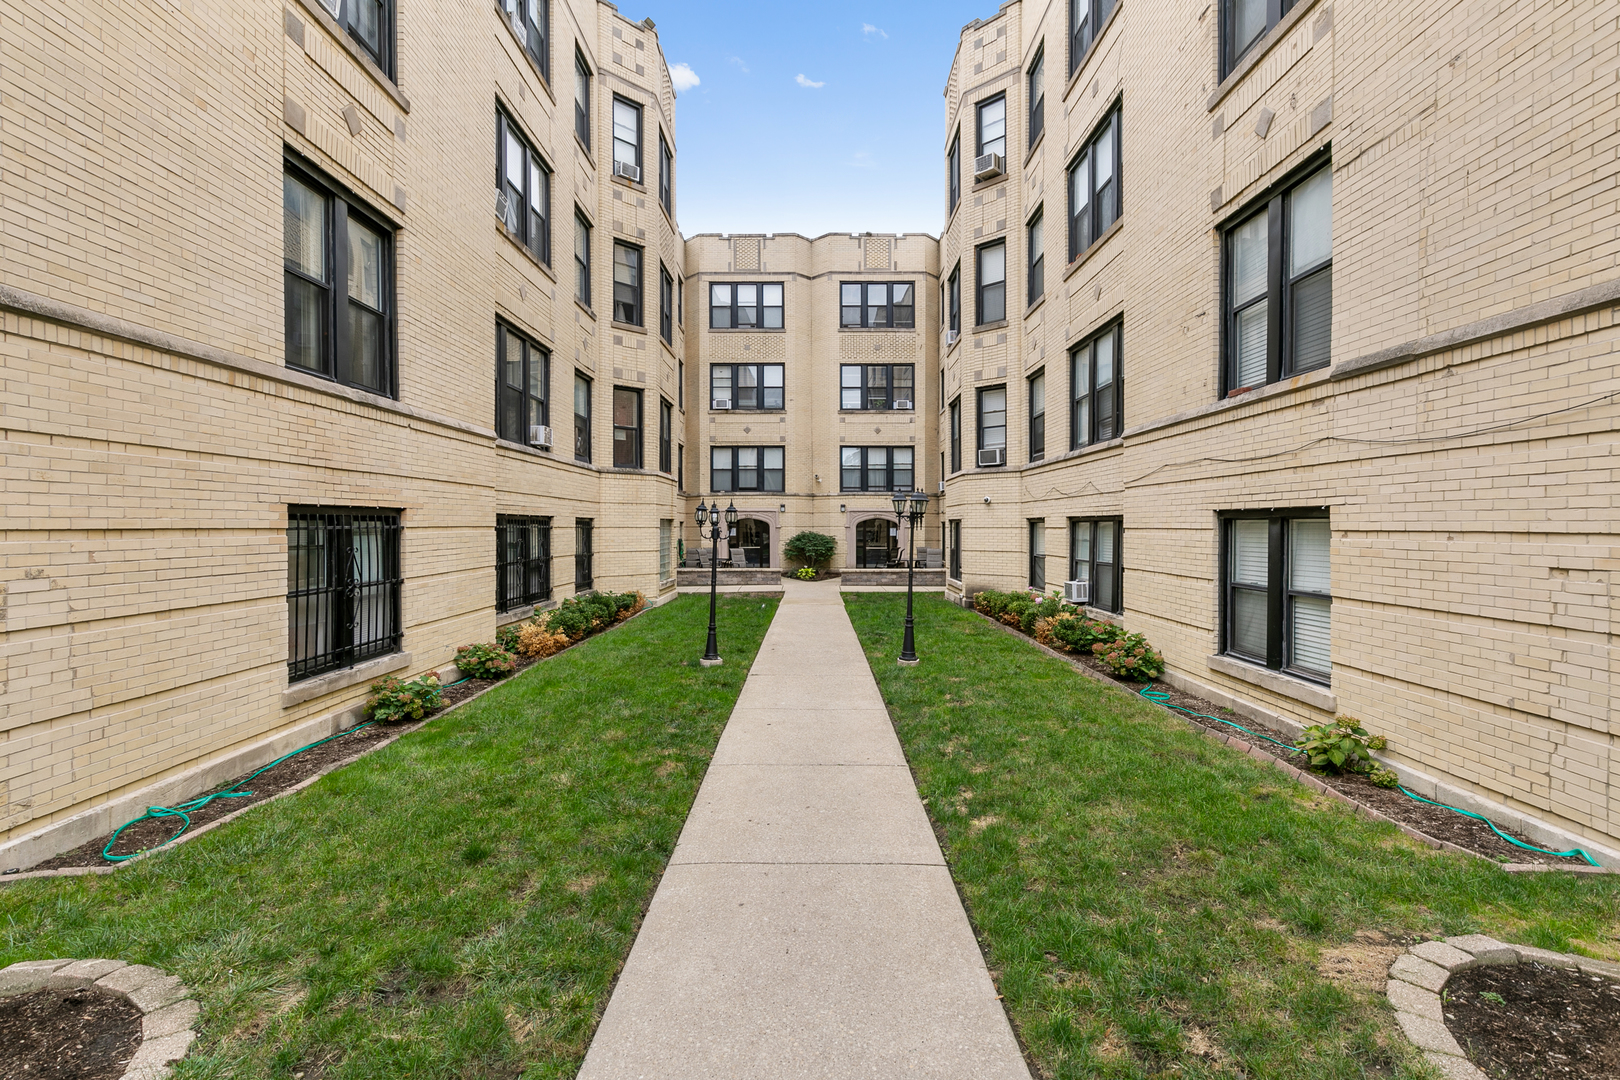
[1445,961,1620,1079]
[0,985,144,1080]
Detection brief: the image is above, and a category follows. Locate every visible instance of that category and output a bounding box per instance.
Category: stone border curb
[0,958,198,1078]
[1384,935,1620,1078]
[967,609,1612,875]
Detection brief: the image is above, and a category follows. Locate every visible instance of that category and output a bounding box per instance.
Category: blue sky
[625,0,994,238]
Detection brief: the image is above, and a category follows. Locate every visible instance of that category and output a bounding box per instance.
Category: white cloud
[795,73,826,88]
[669,62,701,93]
[862,23,888,38]
[728,56,750,74]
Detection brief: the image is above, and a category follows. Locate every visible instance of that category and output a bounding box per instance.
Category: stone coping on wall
[1382,936,1620,1079]
[0,958,199,1079]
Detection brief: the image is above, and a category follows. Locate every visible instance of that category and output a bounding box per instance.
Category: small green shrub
[794,567,818,580]
[1367,765,1400,789]
[366,673,443,723]
[454,642,517,680]
[1092,631,1165,680]
[1296,717,1386,774]
[495,622,523,654]
[783,531,837,567]
[1048,614,1125,653]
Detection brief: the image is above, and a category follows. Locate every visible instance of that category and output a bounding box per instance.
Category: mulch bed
[1444,962,1620,1079]
[0,985,143,1080]
[983,612,1586,867]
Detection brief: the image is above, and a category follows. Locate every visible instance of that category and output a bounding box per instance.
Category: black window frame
[1069,517,1122,614]
[612,386,643,468]
[1028,368,1046,462]
[1069,0,1117,77]
[342,0,395,79]
[283,158,397,398]
[949,397,962,473]
[1070,320,1123,449]
[708,281,784,330]
[947,131,961,215]
[839,446,915,493]
[710,445,786,493]
[1222,0,1297,79]
[574,210,592,307]
[658,131,673,215]
[1220,508,1332,684]
[710,363,785,411]
[611,94,643,175]
[286,507,402,682]
[612,241,642,325]
[1027,206,1045,306]
[949,519,962,579]
[976,93,1007,160]
[501,0,549,81]
[976,240,1007,326]
[658,398,673,473]
[574,51,592,148]
[575,518,594,591]
[573,371,592,462]
[496,321,550,447]
[839,281,916,328]
[977,385,1007,459]
[948,264,961,335]
[1028,46,1046,148]
[660,264,674,344]
[1222,157,1333,394]
[840,364,915,411]
[497,108,552,264]
[496,514,553,612]
[1029,519,1046,591]
[1067,104,1121,261]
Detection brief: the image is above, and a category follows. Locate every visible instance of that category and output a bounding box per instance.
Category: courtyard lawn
[844,593,1620,1080]
[1,595,777,1080]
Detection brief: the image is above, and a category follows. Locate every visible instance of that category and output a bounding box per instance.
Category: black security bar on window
[496,514,552,612]
[287,508,402,682]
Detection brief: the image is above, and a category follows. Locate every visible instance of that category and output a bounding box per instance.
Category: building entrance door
[855,517,899,567]
[731,518,771,567]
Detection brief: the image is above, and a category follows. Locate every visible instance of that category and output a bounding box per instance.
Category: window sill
[1023,436,1123,471]
[288,0,411,113]
[1207,0,1325,112]
[973,173,1010,193]
[612,320,647,335]
[974,319,1010,334]
[494,1,557,106]
[576,299,597,321]
[574,132,596,169]
[612,173,647,193]
[837,326,918,334]
[499,224,558,283]
[495,437,553,458]
[497,598,557,627]
[1206,653,1335,712]
[710,408,786,415]
[283,651,413,708]
[709,327,787,334]
[838,409,914,416]
[1122,364,1332,440]
[1063,218,1123,282]
[1024,128,1046,166]
[1024,293,1048,320]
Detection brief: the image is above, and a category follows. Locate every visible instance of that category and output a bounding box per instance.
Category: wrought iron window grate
[287,508,402,682]
[497,515,553,612]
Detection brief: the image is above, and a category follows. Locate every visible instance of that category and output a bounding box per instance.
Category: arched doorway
[854,516,899,568]
[731,517,773,567]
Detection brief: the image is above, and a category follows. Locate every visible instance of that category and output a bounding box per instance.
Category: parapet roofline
[685,231,941,242]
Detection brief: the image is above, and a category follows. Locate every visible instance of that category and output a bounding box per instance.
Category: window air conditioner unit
[711,398,732,411]
[973,153,1004,181]
[945,329,959,346]
[893,399,913,410]
[977,447,1006,467]
[938,480,946,494]
[317,0,341,17]
[614,161,642,183]
[495,190,511,221]
[529,424,553,449]
[1064,579,1090,605]
[510,12,525,37]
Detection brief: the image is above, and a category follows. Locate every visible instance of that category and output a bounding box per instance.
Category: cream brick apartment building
[2,0,1617,868]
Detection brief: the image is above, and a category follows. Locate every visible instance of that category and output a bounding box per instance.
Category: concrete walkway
[577,579,1031,1080]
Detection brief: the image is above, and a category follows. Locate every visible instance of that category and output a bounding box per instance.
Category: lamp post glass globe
[695,502,708,526]
[725,502,738,527]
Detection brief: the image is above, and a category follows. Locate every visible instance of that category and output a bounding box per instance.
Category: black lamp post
[695,498,737,666]
[893,489,930,665]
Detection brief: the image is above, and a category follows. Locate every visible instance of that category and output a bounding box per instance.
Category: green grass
[1,595,777,1080]
[844,594,1620,1080]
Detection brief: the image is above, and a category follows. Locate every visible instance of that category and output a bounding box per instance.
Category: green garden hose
[1136,684,1601,869]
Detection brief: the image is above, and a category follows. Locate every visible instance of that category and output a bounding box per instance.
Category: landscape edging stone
[0,958,198,1079]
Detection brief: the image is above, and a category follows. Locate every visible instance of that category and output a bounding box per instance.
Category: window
[283,163,394,396]
[1028,370,1045,461]
[575,519,593,591]
[613,387,642,468]
[573,373,591,461]
[711,446,785,492]
[613,241,642,324]
[977,386,1007,460]
[711,364,785,410]
[660,265,674,344]
[1224,0,1295,77]
[497,110,551,263]
[659,398,673,473]
[496,323,549,445]
[501,0,548,80]
[1068,107,1121,260]
[287,508,401,682]
[709,282,784,329]
[949,397,962,473]
[1223,511,1331,682]
[1029,520,1046,591]
[1070,0,1117,76]
[840,364,914,410]
[677,275,684,324]
[1070,321,1122,448]
[1028,48,1045,147]
[574,211,591,306]
[948,133,961,214]
[949,519,962,579]
[1067,518,1121,613]
[342,0,393,77]
[660,519,673,580]
[574,52,592,147]
[976,241,1006,325]
[612,96,642,175]
[948,264,961,335]
[840,447,914,492]
[496,515,552,612]
[677,444,685,490]
[658,132,673,215]
[839,282,915,328]
[1027,209,1045,305]
[976,95,1006,160]
[1225,163,1332,392]
[677,359,684,410]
